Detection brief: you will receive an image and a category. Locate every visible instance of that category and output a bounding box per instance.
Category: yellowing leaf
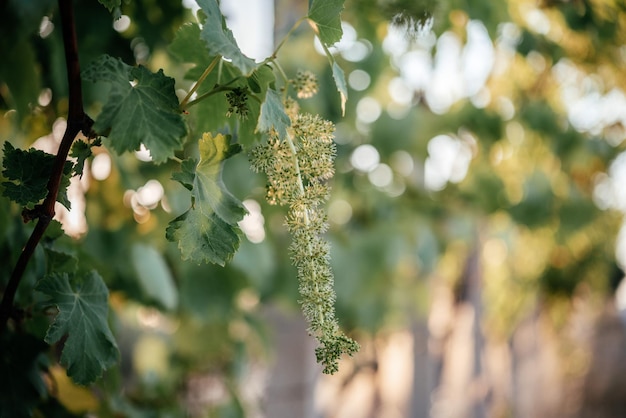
[195,133,246,225]
[49,365,99,414]
[167,133,246,265]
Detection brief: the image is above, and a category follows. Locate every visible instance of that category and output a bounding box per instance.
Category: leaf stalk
[179,55,221,110]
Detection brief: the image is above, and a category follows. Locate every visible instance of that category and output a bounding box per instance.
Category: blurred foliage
[2,0,626,416]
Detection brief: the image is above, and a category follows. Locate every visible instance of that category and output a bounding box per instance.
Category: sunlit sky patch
[220,0,274,61]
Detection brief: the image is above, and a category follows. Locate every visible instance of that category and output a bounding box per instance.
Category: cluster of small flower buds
[293,70,319,99]
[249,97,359,374]
[226,87,250,119]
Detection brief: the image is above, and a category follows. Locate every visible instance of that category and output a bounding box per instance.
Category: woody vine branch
[0,0,93,331]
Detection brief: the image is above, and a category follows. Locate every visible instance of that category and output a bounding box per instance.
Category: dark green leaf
[43,220,65,241]
[57,161,73,211]
[308,0,345,45]
[35,271,119,385]
[196,0,258,75]
[70,140,91,177]
[1,142,69,209]
[167,133,246,265]
[45,248,78,274]
[2,142,53,206]
[257,89,291,140]
[171,158,197,192]
[83,55,187,164]
[97,0,121,12]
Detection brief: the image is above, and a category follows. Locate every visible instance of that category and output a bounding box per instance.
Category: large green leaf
[35,271,119,385]
[167,133,246,265]
[196,0,258,75]
[308,0,345,45]
[83,55,187,164]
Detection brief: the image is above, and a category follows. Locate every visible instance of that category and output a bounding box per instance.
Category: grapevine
[0,1,357,408]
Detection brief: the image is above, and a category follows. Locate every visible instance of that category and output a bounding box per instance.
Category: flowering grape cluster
[293,70,319,99]
[226,86,250,119]
[249,99,359,374]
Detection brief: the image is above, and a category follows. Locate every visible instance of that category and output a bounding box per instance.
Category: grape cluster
[249,100,359,374]
[293,70,319,99]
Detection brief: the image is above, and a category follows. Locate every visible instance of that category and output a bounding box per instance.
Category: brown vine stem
[0,0,93,331]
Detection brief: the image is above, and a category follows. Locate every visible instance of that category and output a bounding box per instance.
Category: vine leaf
[167,133,246,266]
[35,271,119,386]
[331,61,348,116]
[307,0,348,114]
[169,22,215,79]
[97,0,121,13]
[257,89,291,139]
[1,142,73,209]
[45,248,78,275]
[196,0,258,75]
[1,142,52,207]
[83,55,187,164]
[70,139,92,177]
[308,0,345,46]
[57,161,73,210]
[167,210,241,266]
